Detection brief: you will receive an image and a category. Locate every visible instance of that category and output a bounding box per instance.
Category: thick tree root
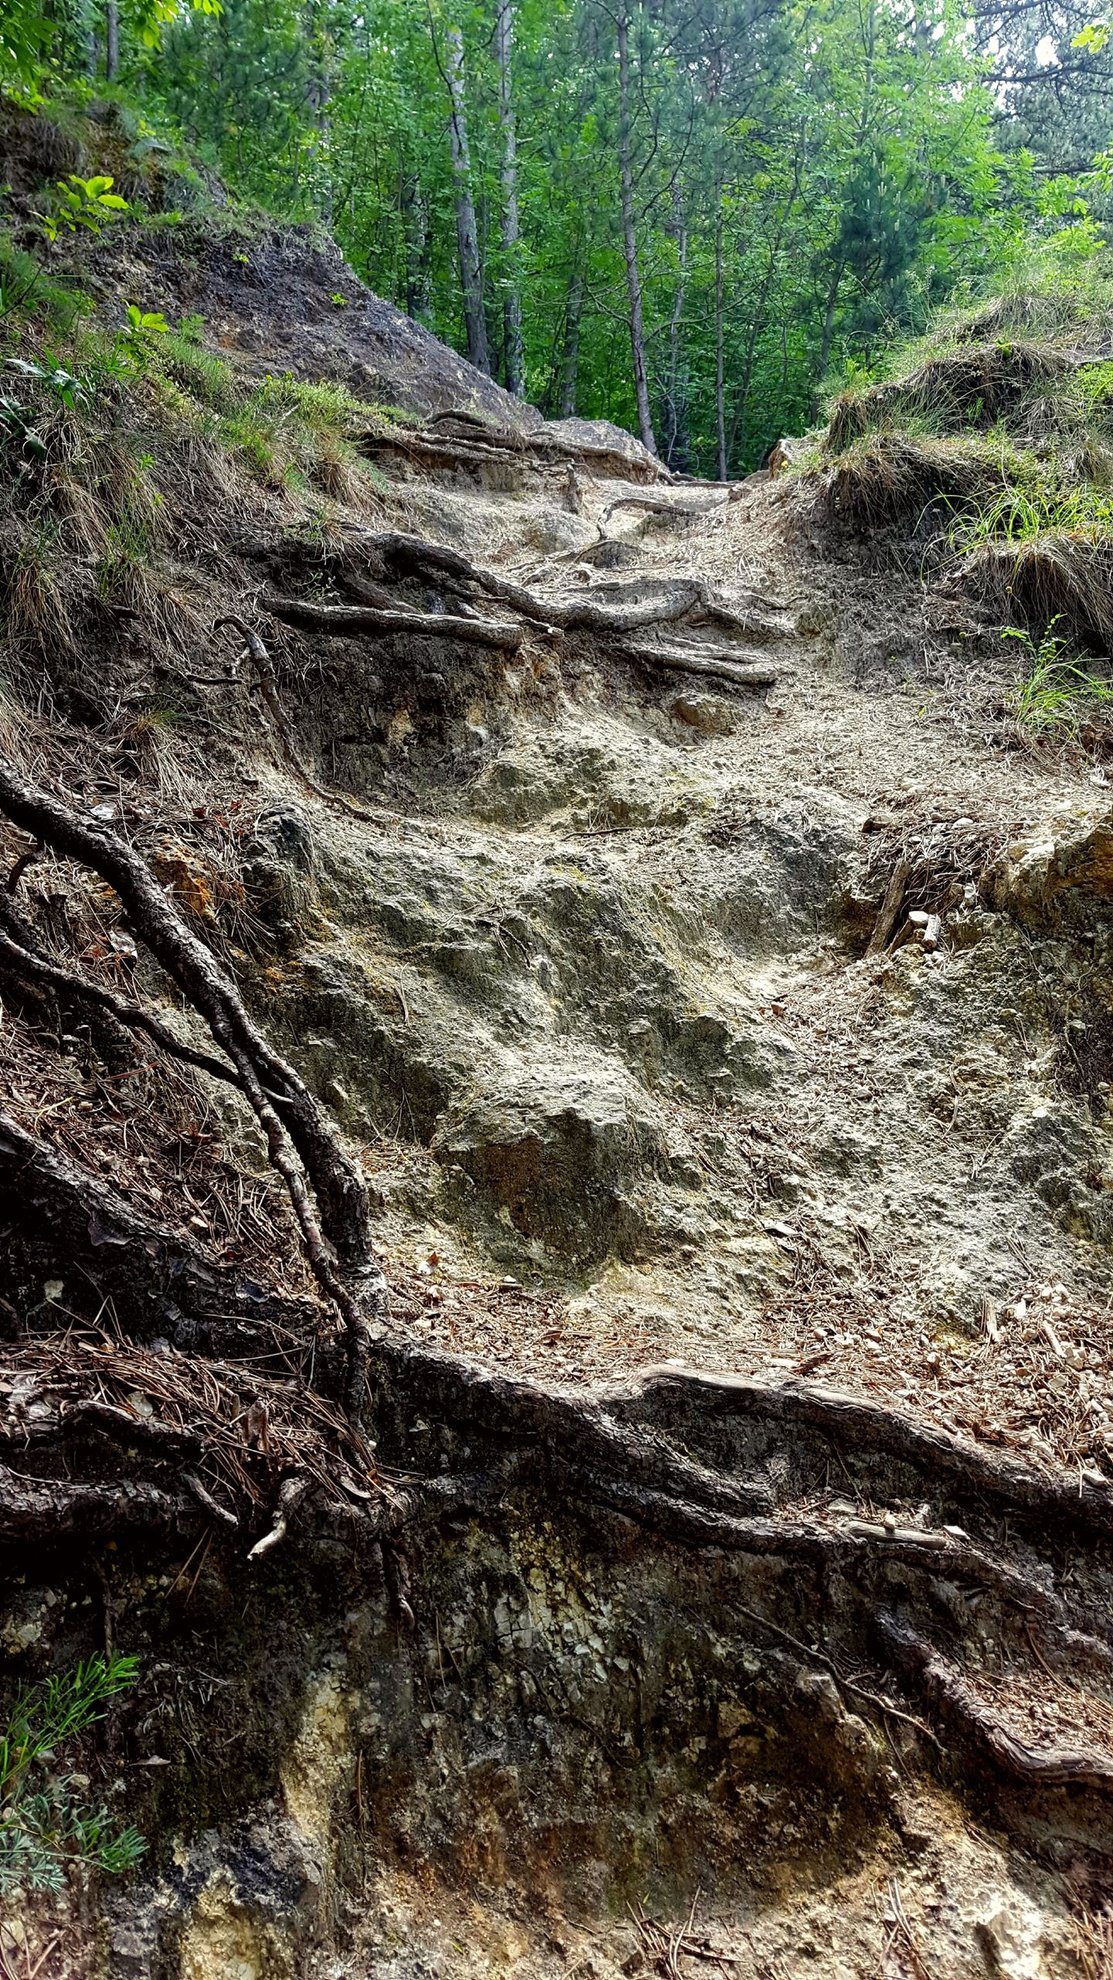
[5,1103,1113,1826]
[878,1612,1113,1793]
[240,530,792,685]
[2,759,1112,1837]
[0,755,386,1425]
[597,489,739,530]
[0,1464,191,1542]
[0,1109,317,1346]
[259,590,525,650]
[0,908,242,1092]
[619,640,779,691]
[357,419,670,484]
[0,755,372,1273]
[602,1362,1113,1535]
[360,530,788,637]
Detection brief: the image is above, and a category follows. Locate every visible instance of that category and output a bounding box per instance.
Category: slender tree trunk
[816,5,874,402]
[557,261,584,416]
[105,1,119,79]
[714,183,726,481]
[817,256,844,387]
[730,153,802,467]
[663,181,690,471]
[446,26,490,375]
[496,0,525,397]
[616,5,657,456]
[400,172,432,324]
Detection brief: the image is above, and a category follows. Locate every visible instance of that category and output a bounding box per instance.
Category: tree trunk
[663,181,690,472]
[714,183,727,481]
[305,0,334,224]
[446,26,490,375]
[400,172,433,325]
[558,260,583,417]
[817,255,844,391]
[729,152,802,469]
[105,1,119,79]
[616,5,657,457]
[496,0,525,398]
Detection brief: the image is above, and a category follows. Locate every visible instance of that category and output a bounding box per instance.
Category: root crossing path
[4,427,1113,1978]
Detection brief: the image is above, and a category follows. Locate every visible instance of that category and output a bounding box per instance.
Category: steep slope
[2,115,1113,1980]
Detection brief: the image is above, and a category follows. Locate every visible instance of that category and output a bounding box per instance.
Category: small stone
[669,693,737,736]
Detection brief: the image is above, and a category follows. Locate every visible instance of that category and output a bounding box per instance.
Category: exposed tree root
[357,419,670,484]
[0,754,374,1277]
[602,1362,1113,1535]
[259,590,525,651]
[597,489,739,530]
[0,1464,191,1543]
[208,616,404,834]
[619,640,779,691]
[0,909,242,1093]
[0,1109,316,1347]
[239,531,792,685]
[2,749,1112,1841]
[878,1613,1113,1794]
[5,1089,1113,1823]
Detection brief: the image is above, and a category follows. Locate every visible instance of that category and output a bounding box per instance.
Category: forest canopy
[3,0,1113,473]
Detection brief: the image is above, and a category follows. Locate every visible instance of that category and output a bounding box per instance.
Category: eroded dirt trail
[176,453,1113,1976]
[7,409,1113,1979]
[315,469,1113,1447]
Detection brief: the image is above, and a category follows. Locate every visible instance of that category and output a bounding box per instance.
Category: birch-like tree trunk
[558,261,584,416]
[400,172,433,325]
[714,183,727,481]
[105,1,119,79]
[663,181,690,470]
[446,26,490,375]
[496,0,525,396]
[616,4,657,456]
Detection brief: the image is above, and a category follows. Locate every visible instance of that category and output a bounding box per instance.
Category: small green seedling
[7,353,89,409]
[124,302,170,340]
[0,1653,145,1894]
[39,175,129,245]
[1005,616,1113,735]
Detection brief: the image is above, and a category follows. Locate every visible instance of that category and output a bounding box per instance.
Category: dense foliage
[2,0,1113,469]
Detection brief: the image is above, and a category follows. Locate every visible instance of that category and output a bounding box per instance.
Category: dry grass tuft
[964,531,1113,647]
[827,342,1070,451]
[820,433,1004,538]
[0,521,75,662]
[952,290,1101,346]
